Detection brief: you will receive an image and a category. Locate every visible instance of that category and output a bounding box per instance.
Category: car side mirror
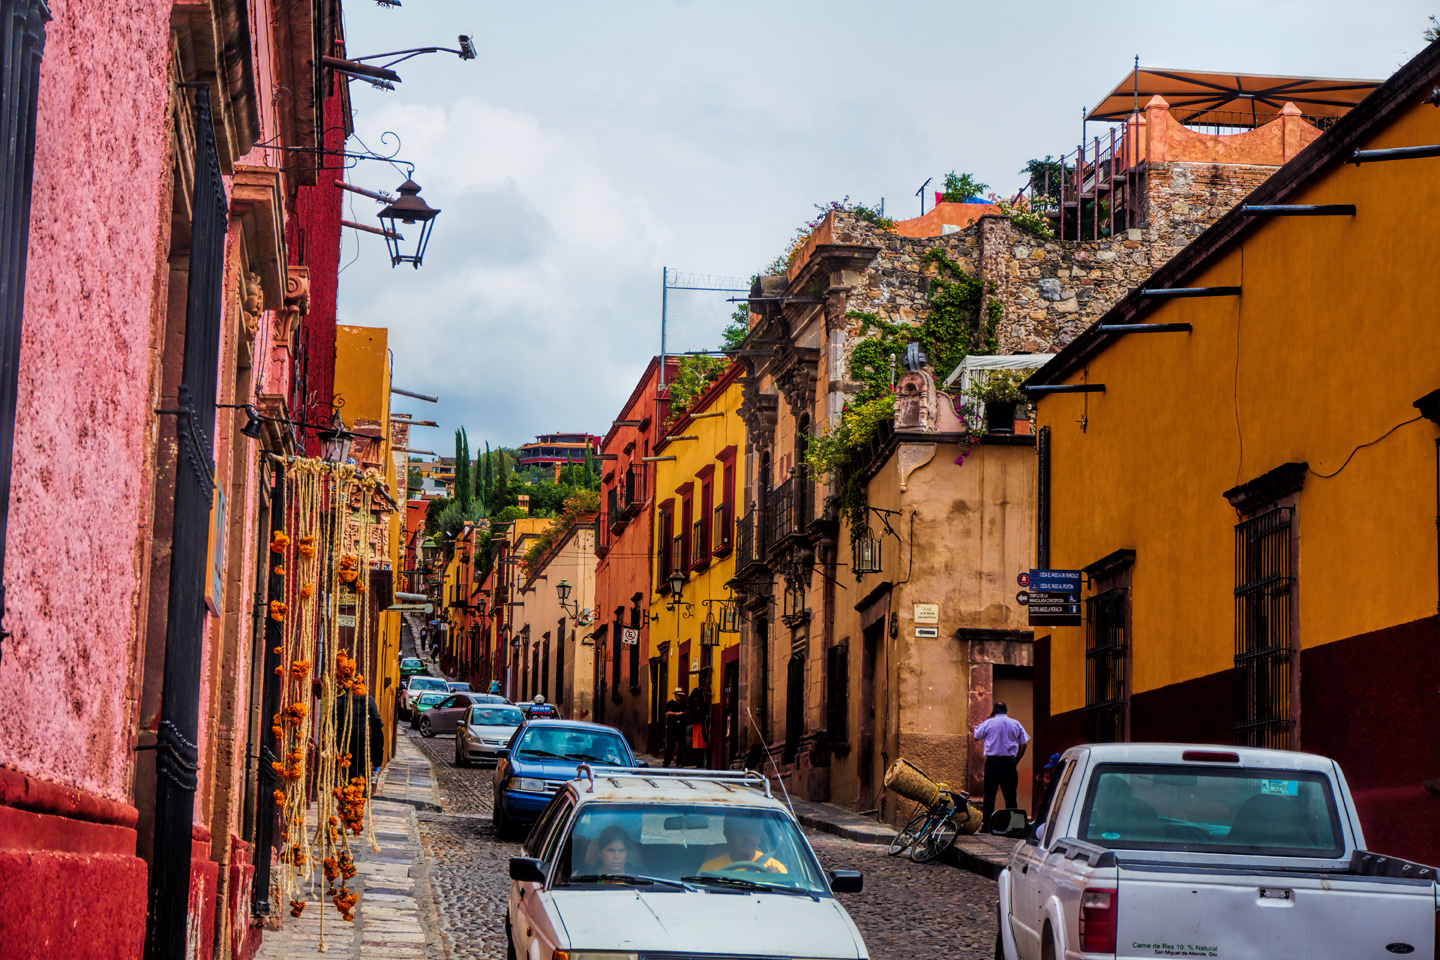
[634,759,649,768]
[497,748,510,758]
[509,857,546,883]
[828,870,863,893]
[990,808,1031,839]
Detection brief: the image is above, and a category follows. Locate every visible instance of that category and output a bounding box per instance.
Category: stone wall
[812,154,1284,396]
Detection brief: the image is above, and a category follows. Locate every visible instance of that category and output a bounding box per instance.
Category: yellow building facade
[648,364,746,766]
[1026,47,1440,867]
[332,324,403,755]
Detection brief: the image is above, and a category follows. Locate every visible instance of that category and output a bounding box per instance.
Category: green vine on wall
[804,248,1004,576]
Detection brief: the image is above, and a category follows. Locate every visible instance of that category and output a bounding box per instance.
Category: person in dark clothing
[687,686,707,768]
[337,692,385,789]
[971,700,1029,830]
[663,686,687,766]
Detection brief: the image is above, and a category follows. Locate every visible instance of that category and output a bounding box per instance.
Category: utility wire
[1309,414,1425,479]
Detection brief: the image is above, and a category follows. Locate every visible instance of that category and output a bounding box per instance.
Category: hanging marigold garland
[269,459,388,950]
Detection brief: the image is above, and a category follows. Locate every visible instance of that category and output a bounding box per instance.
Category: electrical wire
[1308,414,1426,479]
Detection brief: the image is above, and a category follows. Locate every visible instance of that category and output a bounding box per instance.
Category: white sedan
[506,767,868,960]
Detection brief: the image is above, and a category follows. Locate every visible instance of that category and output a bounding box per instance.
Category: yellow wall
[648,372,746,709]
[1037,96,1440,716]
[333,325,403,746]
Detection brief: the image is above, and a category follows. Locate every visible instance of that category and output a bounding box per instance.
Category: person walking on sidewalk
[972,701,1029,829]
[663,687,687,766]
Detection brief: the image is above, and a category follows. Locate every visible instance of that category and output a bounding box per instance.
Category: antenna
[915,177,932,217]
[745,707,794,816]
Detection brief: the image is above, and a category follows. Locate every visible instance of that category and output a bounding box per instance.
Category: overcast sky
[336,1,1433,457]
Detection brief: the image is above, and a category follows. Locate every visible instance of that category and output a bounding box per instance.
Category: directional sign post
[1027,569,1082,627]
[388,603,434,613]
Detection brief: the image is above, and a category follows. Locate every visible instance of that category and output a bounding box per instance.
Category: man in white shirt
[972,701,1029,829]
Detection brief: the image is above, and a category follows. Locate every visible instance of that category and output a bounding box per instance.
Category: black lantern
[719,600,740,634]
[556,579,572,603]
[700,611,718,647]
[240,405,265,440]
[668,570,687,599]
[852,532,882,576]
[377,179,440,269]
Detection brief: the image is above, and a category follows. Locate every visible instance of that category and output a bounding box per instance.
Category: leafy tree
[941,171,990,203]
[407,467,422,493]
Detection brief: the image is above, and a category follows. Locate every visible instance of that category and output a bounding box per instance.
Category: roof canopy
[1089,67,1381,127]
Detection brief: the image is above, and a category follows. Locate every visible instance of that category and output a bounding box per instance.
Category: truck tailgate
[1114,866,1436,960]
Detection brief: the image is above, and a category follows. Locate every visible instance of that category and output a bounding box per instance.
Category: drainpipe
[144,88,228,960]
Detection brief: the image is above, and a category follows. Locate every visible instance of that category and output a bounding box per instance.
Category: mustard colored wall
[648,373,745,708]
[1037,96,1440,716]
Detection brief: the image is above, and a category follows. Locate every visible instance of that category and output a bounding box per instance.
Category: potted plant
[967,368,1031,435]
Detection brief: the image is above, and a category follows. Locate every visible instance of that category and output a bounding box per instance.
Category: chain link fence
[660,268,749,364]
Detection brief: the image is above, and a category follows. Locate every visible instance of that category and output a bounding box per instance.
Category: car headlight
[511,777,547,793]
[553,953,638,960]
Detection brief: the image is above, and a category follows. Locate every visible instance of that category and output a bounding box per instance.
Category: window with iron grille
[1234,507,1295,749]
[826,644,848,747]
[1084,587,1127,743]
[658,501,674,584]
[612,608,624,698]
[541,637,550,700]
[671,535,684,580]
[629,603,642,690]
[784,654,804,762]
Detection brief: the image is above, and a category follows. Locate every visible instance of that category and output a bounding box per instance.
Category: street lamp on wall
[665,571,694,619]
[556,579,593,625]
[852,531,882,576]
[377,179,440,269]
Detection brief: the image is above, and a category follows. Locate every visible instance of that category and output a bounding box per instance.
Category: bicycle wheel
[911,813,960,862]
[888,808,929,856]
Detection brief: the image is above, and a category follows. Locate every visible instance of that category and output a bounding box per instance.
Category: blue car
[491,720,640,839]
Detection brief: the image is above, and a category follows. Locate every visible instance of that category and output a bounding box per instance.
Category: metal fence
[660,268,749,370]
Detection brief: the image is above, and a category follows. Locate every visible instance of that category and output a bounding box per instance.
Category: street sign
[1016,572,1030,587]
[388,603,434,613]
[621,628,639,646]
[1027,569,1082,626]
[1029,569,1082,593]
[913,603,939,624]
[1016,591,1030,605]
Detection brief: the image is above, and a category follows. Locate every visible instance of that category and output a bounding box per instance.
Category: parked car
[416,692,505,737]
[505,768,867,960]
[399,657,426,680]
[447,681,472,692]
[492,721,638,837]
[454,703,526,767]
[407,692,449,729]
[994,743,1440,960]
[399,675,449,719]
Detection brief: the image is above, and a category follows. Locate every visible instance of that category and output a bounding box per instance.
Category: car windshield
[468,707,523,727]
[400,658,422,669]
[555,804,828,895]
[513,727,630,764]
[448,683,471,691]
[1078,764,1344,857]
[408,677,447,692]
[415,693,447,707]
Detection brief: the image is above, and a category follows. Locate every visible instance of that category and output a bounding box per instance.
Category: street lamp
[556,579,592,625]
[377,179,440,268]
[665,571,693,619]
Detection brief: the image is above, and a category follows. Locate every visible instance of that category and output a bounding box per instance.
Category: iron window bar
[1234,507,1295,749]
[1138,286,1243,298]
[1096,323,1193,334]
[1240,204,1355,216]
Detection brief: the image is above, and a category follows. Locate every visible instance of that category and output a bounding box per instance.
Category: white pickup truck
[994,743,1440,960]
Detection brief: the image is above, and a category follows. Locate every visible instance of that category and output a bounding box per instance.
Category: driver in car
[698,816,787,874]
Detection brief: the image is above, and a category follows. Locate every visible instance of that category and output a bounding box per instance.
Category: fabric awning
[1089,67,1381,127]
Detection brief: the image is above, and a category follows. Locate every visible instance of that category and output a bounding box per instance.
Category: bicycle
[886,786,971,862]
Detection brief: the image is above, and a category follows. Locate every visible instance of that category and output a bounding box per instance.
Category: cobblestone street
[404,727,998,960]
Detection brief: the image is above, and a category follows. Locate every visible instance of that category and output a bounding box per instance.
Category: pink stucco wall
[0,0,175,803]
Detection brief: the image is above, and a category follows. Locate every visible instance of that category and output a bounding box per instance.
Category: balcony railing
[765,477,808,547]
[736,506,763,573]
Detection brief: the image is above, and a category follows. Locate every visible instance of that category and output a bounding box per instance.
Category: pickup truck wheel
[994,904,1005,960]
[504,912,517,960]
[1040,924,1057,960]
